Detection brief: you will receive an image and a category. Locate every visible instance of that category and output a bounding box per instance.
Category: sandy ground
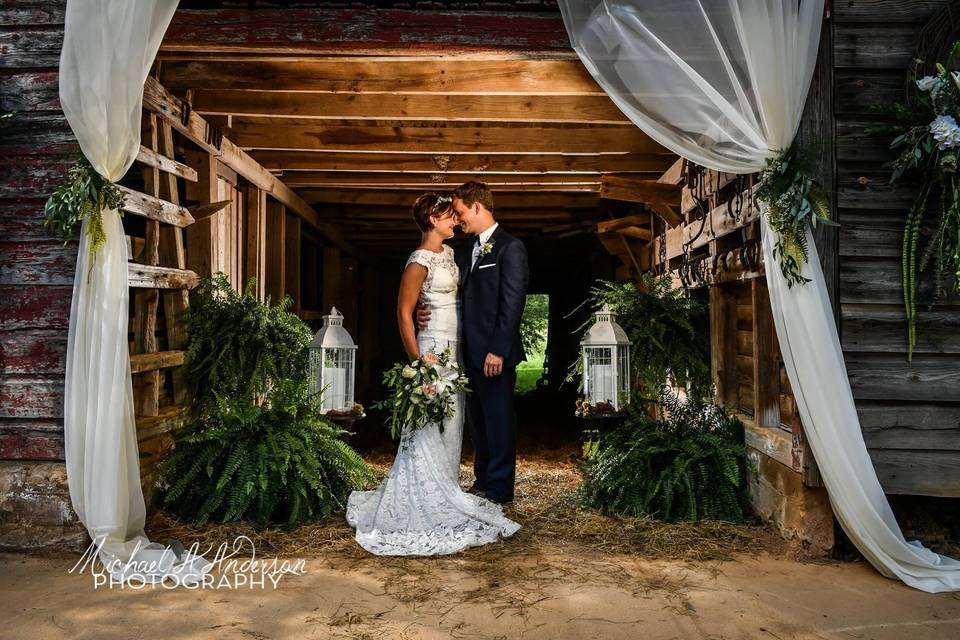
[4,549,960,640]
[5,449,960,639]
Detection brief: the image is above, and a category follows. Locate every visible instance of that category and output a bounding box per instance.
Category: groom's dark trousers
[456,226,529,504]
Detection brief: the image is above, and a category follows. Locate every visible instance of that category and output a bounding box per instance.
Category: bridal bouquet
[374,348,470,439]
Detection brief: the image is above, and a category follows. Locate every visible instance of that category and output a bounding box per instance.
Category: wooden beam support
[280,172,605,188]
[245,186,267,300]
[284,212,301,313]
[710,285,739,410]
[191,89,629,125]
[159,59,603,95]
[265,201,286,305]
[600,175,682,207]
[143,76,359,257]
[251,151,675,174]
[185,150,218,279]
[219,118,660,155]
[596,214,651,234]
[300,189,599,209]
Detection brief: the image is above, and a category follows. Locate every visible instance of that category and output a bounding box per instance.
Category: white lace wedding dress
[345,244,521,556]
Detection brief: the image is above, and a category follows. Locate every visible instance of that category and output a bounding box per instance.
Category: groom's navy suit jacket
[455,226,529,371]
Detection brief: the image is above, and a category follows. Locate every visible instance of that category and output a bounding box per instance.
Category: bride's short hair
[412,192,453,232]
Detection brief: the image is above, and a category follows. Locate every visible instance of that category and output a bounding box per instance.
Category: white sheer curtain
[60,0,209,584]
[559,0,960,593]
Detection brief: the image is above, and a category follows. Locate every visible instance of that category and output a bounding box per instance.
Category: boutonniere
[478,241,494,258]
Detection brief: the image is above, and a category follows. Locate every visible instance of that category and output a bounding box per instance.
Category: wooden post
[284,212,301,312]
[186,150,218,279]
[134,113,161,417]
[265,200,286,304]
[709,284,738,410]
[244,185,267,300]
[157,121,191,405]
[752,278,781,428]
[322,246,342,313]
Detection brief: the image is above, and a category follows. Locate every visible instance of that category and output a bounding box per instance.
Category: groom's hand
[415,299,431,330]
[483,353,504,377]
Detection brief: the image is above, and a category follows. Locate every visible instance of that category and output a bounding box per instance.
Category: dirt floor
[4,447,960,640]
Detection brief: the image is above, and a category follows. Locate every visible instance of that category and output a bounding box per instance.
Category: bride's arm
[397,263,428,362]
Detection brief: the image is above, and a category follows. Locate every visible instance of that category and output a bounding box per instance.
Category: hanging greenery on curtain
[43,153,126,259]
[873,42,960,360]
[756,142,836,287]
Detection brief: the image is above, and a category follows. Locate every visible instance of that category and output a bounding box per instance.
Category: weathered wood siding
[0,0,74,461]
[834,1,960,495]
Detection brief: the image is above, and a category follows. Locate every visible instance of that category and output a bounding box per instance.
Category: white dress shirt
[471,222,499,270]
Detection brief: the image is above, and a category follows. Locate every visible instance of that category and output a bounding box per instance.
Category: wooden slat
[251,151,675,174]
[136,145,198,182]
[118,185,195,228]
[129,350,186,374]
[221,119,662,155]
[280,172,605,188]
[752,279,781,429]
[711,284,739,409]
[284,213,301,313]
[185,150,218,279]
[265,201,286,305]
[859,402,960,450]
[128,264,200,290]
[600,175,681,207]
[157,119,191,406]
[191,89,630,124]
[136,404,191,442]
[841,304,960,355]
[870,450,960,498]
[846,355,960,402]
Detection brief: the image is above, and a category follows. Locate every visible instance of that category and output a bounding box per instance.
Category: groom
[417,181,529,505]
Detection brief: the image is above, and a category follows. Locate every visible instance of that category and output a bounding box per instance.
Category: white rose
[401,366,417,379]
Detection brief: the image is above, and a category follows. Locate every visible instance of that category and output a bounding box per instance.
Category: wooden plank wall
[833,1,960,496]
[0,1,75,462]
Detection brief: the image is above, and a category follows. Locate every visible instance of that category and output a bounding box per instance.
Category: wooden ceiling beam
[596,214,652,234]
[190,90,629,125]
[158,58,601,94]
[300,189,600,209]
[251,151,674,174]
[280,172,604,188]
[221,119,662,155]
[600,175,682,207]
[161,8,571,56]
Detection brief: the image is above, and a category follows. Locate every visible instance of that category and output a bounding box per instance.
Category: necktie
[471,236,482,270]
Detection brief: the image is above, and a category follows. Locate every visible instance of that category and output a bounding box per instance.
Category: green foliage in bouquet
[184,275,312,412]
[868,42,960,360]
[756,142,836,287]
[586,275,711,402]
[579,390,751,523]
[160,275,373,528]
[159,380,375,529]
[372,348,470,440]
[43,153,126,260]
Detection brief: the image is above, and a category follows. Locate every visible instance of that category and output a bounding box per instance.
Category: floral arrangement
[756,142,836,287]
[373,348,470,440]
[44,153,126,261]
[877,42,960,359]
[574,399,620,418]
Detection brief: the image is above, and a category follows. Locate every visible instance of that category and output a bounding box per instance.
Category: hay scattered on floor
[146,446,781,618]
[147,448,774,562]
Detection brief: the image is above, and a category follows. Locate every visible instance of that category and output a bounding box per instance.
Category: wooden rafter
[141,76,360,257]
[600,175,682,207]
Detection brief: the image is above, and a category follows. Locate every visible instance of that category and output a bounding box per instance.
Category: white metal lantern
[308,307,357,413]
[580,304,631,411]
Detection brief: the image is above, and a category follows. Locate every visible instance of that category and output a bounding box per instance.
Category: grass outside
[516,346,545,394]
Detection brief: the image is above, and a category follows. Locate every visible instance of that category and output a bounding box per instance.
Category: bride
[346,192,521,556]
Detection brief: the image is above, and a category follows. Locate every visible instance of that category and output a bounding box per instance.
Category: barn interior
[135,3,680,452]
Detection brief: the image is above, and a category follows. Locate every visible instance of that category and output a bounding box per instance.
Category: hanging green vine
[756,142,836,287]
[43,153,126,260]
[872,42,960,360]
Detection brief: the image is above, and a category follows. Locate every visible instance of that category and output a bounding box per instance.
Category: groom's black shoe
[487,495,513,506]
[466,484,486,498]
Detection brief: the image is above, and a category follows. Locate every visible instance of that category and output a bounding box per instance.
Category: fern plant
[158,380,375,529]
[160,275,374,528]
[585,275,711,401]
[184,275,312,413]
[579,389,752,523]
